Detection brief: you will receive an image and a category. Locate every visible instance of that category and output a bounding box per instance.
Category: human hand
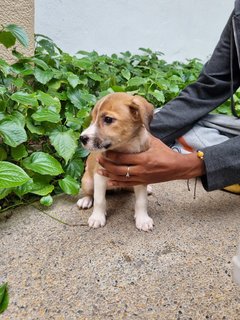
[97,135,205,187]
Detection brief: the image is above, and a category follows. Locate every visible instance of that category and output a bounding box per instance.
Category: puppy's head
[80,92,154,151]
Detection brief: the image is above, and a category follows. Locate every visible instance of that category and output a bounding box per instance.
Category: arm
[98,135,205,187]
[149,9,240,191]
[98,134,240,191]
[150,11,240,145]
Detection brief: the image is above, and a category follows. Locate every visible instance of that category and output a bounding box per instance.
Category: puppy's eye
[103,116,114,125]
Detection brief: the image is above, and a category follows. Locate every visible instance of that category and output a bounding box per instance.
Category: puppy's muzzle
[80,134,112,150]
[80,135,89,146]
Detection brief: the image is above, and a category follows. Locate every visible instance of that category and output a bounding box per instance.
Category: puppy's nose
[80,135,89,145]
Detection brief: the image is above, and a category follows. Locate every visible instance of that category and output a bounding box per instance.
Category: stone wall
[0,0,34,62]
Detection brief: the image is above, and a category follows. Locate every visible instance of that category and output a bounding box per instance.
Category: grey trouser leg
[173,114,240,153]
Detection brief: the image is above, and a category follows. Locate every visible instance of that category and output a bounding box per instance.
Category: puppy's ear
[129,95,154,130]
[91,94,110,120]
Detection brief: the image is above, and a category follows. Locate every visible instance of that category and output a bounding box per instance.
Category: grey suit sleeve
[202,136,240,190]
[150,11,240,191]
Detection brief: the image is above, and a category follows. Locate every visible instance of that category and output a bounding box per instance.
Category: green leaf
[0,31,16,48]
[34,68,54,84]
[15,180,54,197]
[169,84,179,93]
[0,161,30,188]
[26,123,45,135]
[31,57,49,70]
[65,158,85,179]
[67,72,80,88]
[0,283,9,314]
[65,145,90,182]
[10,92,38,106]
[127,77,148,87]
[11,144,28,161]
[65,112,83,130]
[76,108,91,119]
[216,104,231,115]
[67,88,82,108]
[14,176,53,197]
[121,69,131,80]
[150,90,165,103]
[12,78,24,88]
[73,58,93,69]
[40,195,53,206]
[13,179,34,197]
[0,188,12,200]
[48,79,63,90]
[11,111,26,126]
[80,92,97,105]
[58,175,80,195]
[26,118,45,135]
[31,108,61,123]
[37,91,61,111]
[13,179,32,197]
[109,85,124,92]
[22,152,64,176]
[11,63,33,76]
[32,184,54,196]
[156,79,170,91]
[74,146,90,158]
[0,59,11,76]
[0,117,27,147]
[37,38,56,55]
[49,127,78,163]
[0,147,7,161]
[0,113,5,122]
[6,24,29,47]
[87,73,103,82]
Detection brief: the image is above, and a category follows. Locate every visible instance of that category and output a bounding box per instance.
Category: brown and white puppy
[77,92,154,231]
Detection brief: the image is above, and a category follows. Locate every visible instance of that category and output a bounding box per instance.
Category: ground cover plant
[0,282,9,314]
[0,25,237,213]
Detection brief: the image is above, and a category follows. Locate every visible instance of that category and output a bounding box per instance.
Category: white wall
[35,0,233,62]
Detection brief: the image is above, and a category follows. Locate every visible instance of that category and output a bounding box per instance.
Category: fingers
[98,155,144,183]
[97,162,143,186]
[104,150,144,165]
[98,167,142,182]
[96,134,165,187]
[98,156,137,177]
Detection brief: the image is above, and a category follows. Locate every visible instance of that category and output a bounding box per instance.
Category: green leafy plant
[0,283,9,314]
[0,25,234,212]
[0,24,28,48]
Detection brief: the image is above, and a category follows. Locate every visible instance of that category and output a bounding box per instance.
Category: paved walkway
[1,180,240,319]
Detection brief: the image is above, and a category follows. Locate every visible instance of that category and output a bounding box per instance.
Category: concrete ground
[1,180,240,320]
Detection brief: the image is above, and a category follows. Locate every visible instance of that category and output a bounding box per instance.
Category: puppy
[77,92,154,231]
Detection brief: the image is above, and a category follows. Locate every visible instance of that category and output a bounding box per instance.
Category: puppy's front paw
[147,185,153,195]
[77,196,93,209]
[135,215,154,232]
[88,213,106,228]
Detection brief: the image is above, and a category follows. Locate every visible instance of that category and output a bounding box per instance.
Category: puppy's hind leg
[147,184,153,195]
[77,171,94,209]
[134,185,154,232]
